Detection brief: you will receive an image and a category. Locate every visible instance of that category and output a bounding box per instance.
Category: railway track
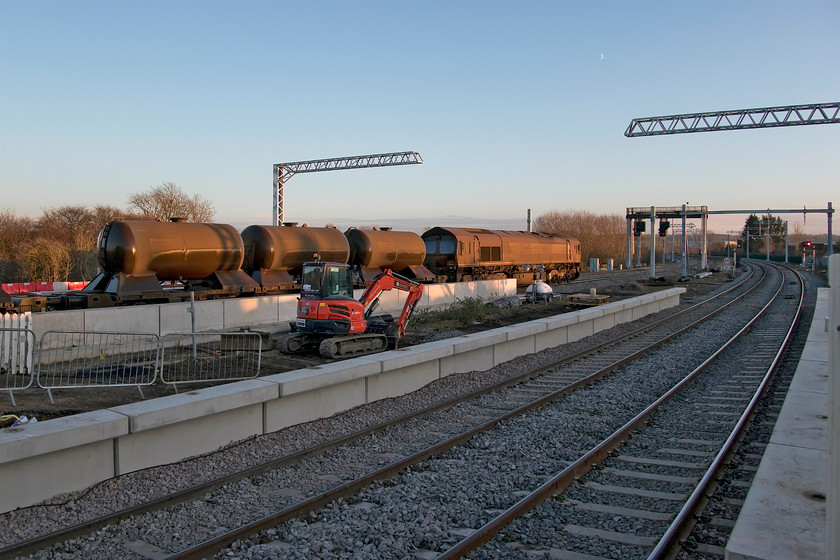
[0,262,799,559]
[445,263,803,559]
[675,263,820,559]
[561,263,684,288]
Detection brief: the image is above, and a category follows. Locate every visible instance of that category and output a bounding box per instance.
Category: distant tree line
[0,183,214,284]
[534,210,627,265]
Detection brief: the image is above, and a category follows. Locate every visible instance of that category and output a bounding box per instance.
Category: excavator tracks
[318,333,388,358]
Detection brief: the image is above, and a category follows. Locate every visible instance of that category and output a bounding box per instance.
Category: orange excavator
[277,261,424,359]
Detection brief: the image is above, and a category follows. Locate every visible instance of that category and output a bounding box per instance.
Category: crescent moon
[600,53,605,61]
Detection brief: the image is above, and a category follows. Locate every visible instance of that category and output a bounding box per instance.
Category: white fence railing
[1,313,36,405]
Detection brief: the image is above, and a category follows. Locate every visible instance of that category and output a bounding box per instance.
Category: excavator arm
[358,269,424,338]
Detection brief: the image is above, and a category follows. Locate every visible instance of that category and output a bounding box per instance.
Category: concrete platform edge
[0,287,684,513]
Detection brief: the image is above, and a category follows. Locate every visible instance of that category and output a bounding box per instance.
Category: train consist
[2,220,580,313]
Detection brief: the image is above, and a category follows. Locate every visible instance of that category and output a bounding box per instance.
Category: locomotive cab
[422,232,458,282]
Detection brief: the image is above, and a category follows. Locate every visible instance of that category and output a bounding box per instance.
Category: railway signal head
[737,240,742,248]
[633,221,646,236]
[658,220,670,237]
[802,240,812,248]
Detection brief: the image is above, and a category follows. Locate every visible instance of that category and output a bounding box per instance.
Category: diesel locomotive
[422,227,581,285]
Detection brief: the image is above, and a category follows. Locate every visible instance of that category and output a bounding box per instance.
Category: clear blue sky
[1,1,838,236]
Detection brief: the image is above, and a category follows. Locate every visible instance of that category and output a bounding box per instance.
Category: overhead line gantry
[272,151,424,226]
[624,102,840,137]
[624,101,838,276]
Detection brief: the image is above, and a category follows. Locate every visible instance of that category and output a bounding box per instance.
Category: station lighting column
[681,204,688,277]
[766,210,771,262]
[626,220,633,270]
[636,224,643,267]
[784,222,789,263]
[649,206,656,279]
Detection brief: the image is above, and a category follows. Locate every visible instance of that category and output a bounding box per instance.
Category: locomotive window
[439,237,456,254]
[424,238,437,254]
[480,246,501,261]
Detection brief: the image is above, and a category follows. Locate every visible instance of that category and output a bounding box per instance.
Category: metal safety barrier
[5,328,263,403]
[37,330,160,402]
[1,313,36,405]
[159,331,262,385]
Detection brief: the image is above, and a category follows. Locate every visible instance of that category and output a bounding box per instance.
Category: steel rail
[161,266,768,559]
[0,266,758,559]
[647,264,804,559]
[436,262,793,559]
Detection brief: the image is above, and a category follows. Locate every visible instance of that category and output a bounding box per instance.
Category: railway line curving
[0,262,814,559]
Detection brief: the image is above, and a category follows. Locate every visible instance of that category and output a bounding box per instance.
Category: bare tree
[38,205,101,252]
[0,210,37,282]
[36,205,133,280]
[128,182,215,222]
[534,210,626,264]
[1,205,155,283]
[790,222,806,249]
[22,239,73,282]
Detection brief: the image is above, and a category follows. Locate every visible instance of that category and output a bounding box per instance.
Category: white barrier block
[84,305,160,333]
[223,296,280,328]
[111,379,278,432]
[265,378,367,432]
[0,410,127,513]
[451,331,507,373]
[265,359,382,397]
[494,322,546,364]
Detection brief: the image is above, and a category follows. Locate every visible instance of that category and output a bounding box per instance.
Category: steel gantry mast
[272,151,424,225]
[624,102,840,137]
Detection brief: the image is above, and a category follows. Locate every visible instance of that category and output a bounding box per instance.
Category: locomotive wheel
[277,333,304,354]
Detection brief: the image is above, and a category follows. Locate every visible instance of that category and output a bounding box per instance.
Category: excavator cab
[300,262,354,300]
